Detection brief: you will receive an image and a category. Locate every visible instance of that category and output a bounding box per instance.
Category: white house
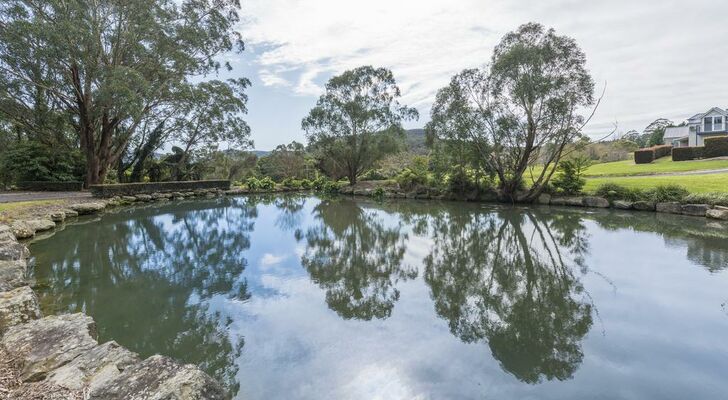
[664,107,728,147]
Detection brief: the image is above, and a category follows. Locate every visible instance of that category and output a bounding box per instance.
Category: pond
[29,195,728,399]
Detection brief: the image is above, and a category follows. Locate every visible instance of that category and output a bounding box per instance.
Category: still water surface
[30,195,728,399]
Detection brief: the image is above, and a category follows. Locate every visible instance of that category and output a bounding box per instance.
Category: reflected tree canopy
[423,207,593,384]
[301,199,417,320]
[32,198,257,395]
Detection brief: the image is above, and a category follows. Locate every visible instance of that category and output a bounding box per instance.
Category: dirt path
[0,191,92,203]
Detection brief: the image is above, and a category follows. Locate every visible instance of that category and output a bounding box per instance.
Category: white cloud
[260,253,287,267]
[240,0,728,135]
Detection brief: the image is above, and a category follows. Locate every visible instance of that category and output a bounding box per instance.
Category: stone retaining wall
[339,185,728,221]
[89,180,231,198]
[0,188,235,399]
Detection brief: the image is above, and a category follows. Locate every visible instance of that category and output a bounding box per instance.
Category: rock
[656,202,682,214]
[70,202,106,215]
[46,341,140,393]
[25,219,56,233]
[706,209,728,221]
[0,286,41,334]
[88,355,227,400]
[224,189,246,196]
[63,209,79,218]
[0,240,29,261]
[551,197,584,207]
[205,193,215,198]
[0,259,28,291]
[537,193,551,205]
[681,204,710,217]
[49,212,66,223]
[151,193,164,200]
[12,221,35,239]
[582,196,610,208]
[121,196,137,203]
[134,194,152,202]
[1,313,97,382]
[632,201,656,211]
[612,200,633,210]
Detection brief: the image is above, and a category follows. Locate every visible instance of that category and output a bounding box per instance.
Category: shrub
[704,137,728,158]
[550,158,590,195]
[16,181,84,191]
[373,187,385,199]
[300,179,312,190]
[258,176,276,190]
[593,183,643,202]
[634,145,672,164]
[682,192,728,207]
[246,177,260,191]
[311,176,339,193]
[643,184,689,203]
[361,169,388,181]
[281,178,302,189]
[672,146,704,161]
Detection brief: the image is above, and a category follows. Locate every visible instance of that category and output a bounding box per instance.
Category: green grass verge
[0,199,63,213]
[583,156,728,177]
[584,173,728,194]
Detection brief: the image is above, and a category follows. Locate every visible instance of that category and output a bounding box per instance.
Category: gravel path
[0,191,92,203]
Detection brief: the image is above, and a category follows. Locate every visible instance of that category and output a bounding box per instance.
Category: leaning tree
[302,66,418,185]
[427,23,597,202]
[0,0,247,185]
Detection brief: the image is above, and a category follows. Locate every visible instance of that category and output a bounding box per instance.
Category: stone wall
[89,180,231,198]
[0,189,233,399]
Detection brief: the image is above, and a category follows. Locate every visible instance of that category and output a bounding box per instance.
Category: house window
[705,117,713,132]
[716,116,724,130]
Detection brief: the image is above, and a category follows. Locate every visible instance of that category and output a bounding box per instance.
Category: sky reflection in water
[30,195,728,399]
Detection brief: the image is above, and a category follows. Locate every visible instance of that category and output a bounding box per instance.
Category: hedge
[672,146,704,161]
[16,181,84,191]
[704,136,728,158]
[90,180,230,197]
[634,144,672,164]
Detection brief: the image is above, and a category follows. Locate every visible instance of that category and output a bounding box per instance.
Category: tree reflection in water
[423,206,594,384]
[32,198,257,396]
[301,198,417,320]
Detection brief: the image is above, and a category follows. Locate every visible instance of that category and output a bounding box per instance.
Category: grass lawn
[0,200,64,223]
[584,173,728,194]
[582,156,728,177]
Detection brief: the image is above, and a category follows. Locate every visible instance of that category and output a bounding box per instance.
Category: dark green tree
[427,23,596,202]
[0,0,246,185]
[302,66,418,185]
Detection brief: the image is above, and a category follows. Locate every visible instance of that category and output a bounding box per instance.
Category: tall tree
[644,118,673,147]
[427,23,596,201]
[0,0,245,185]
[302,66,418,185]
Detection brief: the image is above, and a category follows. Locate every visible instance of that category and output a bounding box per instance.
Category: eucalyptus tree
[0,0,246,185]
[427,23,596,201]
[302,66,418,185]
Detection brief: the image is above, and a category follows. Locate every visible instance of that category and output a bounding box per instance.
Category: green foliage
[682,192,728,207]
[258,176,276,190]
[0,141,83,187]
[704,137,728,158]
[245,177,261,191]
[394,156,431,190]
[302,66,418,184]
[373,187,386,200]
[312,176,340,193]
[551,158,591,195]
[428,22,595,201]
[643,184,690,203]
[300,179,313,190]
[445,168,479,193]
[594,183,642,202]
[257,141,311,181]
[281,178,303,189]
[0,0,246,184]
[361,169,388,181]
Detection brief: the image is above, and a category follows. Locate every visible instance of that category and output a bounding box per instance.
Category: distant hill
[251,150,270,157]
[405,129,428,154]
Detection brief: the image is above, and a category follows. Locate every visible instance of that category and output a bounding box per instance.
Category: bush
[704,137,728,158]
[258,176,276,190]
[446,168,479,193]
[682,192,728,207]
[643,184,689,203]
[672,146,704,161]
[634,144,672,164]
[373,187,385,199]
[246,177,260,191]
[593,183,643,202]
[281,178,302,189]
[0,142,84,187]
[300,179,312,190]
[361,169,388,181]
[551,158,590,195]
[17,181,84,191]
[311,176,340,193]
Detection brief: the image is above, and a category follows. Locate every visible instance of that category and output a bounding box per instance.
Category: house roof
[688,107,727,122]
[663,125,689,139]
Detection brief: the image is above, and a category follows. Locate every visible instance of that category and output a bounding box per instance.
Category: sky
[224,0,728,151]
